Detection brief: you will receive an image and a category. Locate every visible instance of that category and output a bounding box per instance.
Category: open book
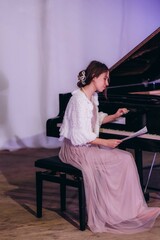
[122,126,148,142]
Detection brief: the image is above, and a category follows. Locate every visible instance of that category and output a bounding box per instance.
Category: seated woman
[59,60,160,234]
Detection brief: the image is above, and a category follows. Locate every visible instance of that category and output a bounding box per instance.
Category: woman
[59,60,160,234]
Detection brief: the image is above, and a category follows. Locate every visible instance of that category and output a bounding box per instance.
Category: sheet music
[121,126,148,142]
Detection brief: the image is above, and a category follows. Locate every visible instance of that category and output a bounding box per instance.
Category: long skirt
[59,138,160,234]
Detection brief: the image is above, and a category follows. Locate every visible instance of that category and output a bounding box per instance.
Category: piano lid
[108,27,160,94]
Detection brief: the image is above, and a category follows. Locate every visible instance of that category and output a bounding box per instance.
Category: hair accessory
[78,70,86,85]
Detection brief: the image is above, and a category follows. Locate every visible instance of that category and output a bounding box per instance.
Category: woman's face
[93,71,110,92]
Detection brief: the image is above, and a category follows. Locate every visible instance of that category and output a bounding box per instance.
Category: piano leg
[135,148,143,186]
[134,148,149,202]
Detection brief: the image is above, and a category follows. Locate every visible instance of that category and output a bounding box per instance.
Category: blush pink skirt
[59,138,160,234]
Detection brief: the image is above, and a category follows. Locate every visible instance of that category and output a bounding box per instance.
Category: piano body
[98,27,160,194]
[47,27,160,195]
[99,27,160,135]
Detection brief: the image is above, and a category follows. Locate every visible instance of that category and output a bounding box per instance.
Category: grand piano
[47,27,160,197]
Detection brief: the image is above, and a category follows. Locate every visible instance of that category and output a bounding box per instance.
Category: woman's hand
[115,108,129,118]
[104,139,122,148]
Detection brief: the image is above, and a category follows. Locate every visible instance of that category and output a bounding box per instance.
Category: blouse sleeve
[98,112,108,126]
[60,95,97,146]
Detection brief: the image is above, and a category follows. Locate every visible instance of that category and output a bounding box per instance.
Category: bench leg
[60,173,66,211]
[78,178,86,231]
[36,171,43,218]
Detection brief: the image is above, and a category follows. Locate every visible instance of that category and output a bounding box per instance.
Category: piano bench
[35,155,86,231]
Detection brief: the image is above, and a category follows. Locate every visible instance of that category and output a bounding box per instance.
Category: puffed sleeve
[60,94,97,146]
[98,112,108,126]
[92,92,108,126]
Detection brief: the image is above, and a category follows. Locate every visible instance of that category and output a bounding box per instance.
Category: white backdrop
[0,0,160,150]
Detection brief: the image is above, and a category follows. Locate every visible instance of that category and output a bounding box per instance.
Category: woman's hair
[77,60,109,88]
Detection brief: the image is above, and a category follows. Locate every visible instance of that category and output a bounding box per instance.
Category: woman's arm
[102,108,129,124]
[92,108,129,148]
[90,137,122,148]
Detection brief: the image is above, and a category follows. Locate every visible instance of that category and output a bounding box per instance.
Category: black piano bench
[35,155,86,231]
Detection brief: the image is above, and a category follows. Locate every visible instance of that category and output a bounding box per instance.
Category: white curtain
[0,0,160,150]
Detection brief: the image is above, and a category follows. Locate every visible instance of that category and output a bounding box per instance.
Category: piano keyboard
[100,128,160,140]
[57,123,160,140]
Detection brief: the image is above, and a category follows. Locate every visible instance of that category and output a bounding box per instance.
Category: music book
[122,126,148,142]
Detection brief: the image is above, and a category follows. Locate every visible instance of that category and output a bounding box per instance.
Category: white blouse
[59,89,108,146]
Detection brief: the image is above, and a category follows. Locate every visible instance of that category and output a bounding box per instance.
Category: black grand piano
[47,27,160,196]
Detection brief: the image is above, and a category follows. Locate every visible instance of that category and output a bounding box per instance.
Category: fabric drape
[0,0,160,150]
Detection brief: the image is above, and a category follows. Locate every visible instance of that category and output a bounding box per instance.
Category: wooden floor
[0,148,160,240]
